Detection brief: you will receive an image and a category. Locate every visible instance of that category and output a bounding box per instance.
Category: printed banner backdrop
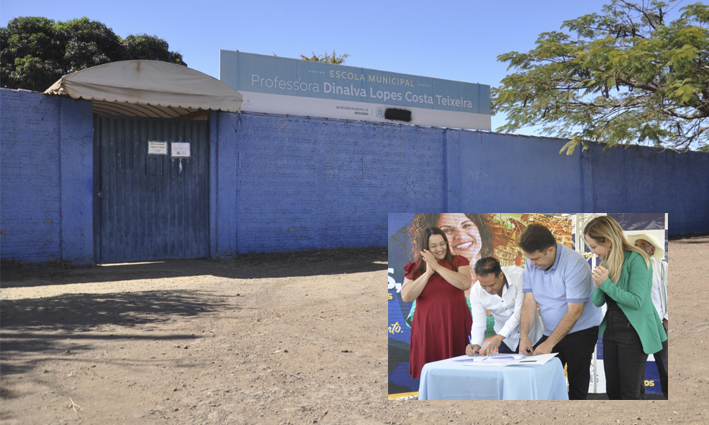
[388,213,668,397]
[220,51,491,130]
[387,213,573,396]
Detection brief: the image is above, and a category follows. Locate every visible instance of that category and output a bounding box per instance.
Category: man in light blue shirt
[518,223,602,400]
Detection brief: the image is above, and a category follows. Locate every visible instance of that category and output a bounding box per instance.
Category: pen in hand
[468,336,480,356]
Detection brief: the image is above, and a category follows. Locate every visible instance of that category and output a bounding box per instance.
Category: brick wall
[1,89,707,263]
[0,89,93,263]
[585,143,709,234]
[213,113,447,255]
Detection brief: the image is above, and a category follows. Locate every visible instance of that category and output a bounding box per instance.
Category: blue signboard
[220,51,491,130]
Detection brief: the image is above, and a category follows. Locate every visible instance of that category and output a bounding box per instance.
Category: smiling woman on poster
[404,213,497,340]
[409,214,495,278]
[584,216,668,400]
[400,227,472,379]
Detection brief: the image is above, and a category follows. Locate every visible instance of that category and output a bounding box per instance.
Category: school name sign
[219,50,491,130]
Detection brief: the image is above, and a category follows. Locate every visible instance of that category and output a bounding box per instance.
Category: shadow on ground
[0,289,230,330]
[1,247,388,288]
[0,289,230,376]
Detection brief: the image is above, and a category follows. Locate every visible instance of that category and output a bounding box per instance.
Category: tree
[300,50,349,65]
[492,0,709,153]
[124,34,185,64]
[0,17,66,91]
[0,17,186,92]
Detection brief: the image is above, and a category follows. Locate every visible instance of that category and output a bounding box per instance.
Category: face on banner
[437,213,483,265]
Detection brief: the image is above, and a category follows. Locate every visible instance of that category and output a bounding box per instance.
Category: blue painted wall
[1,89,707,263]
[446,131,585,212]
[583,143,709,234]
[211,113,446,256]
[0,90,93,263]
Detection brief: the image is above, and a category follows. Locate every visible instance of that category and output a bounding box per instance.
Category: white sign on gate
[171,142,191,158]
[148,141,168,155]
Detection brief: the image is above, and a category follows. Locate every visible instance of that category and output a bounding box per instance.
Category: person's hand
[519,336,534,356]
[534,340,553,356]
[663,319,668,333]
[420,250,439,274]
[466,344,481,356]
[481,335,502,356]
[592,265,609,287]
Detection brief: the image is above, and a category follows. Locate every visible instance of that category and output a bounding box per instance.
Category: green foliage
[300,50,349,65]
[492,0,709,153]
[0,16,186,92]
[124,34,185,64]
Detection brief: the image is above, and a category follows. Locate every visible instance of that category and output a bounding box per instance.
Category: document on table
[507,353,559,366]
[459,353,559,367]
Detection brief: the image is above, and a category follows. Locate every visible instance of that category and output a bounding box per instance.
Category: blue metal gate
[94,116,209,263]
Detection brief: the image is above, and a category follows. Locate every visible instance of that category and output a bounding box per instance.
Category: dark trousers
[655,338,669,399]
[642,337,668,399]
[535,326,599,400]
[604,309,648,400]
[499,340,517,354]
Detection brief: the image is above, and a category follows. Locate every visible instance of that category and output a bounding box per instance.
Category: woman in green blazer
[584,216,668,400]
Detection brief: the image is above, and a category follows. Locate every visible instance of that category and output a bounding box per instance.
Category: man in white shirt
[465,257,543,356]
[628,231,669,399]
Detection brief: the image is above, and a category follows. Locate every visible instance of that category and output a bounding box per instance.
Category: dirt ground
[1,238,708,425]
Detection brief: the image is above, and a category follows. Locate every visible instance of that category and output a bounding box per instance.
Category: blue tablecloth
[418,355,569,400]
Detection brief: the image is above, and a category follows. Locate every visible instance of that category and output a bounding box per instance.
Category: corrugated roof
[45,60,242,119]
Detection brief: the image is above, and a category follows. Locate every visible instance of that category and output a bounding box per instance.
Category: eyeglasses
[429,241,447,250]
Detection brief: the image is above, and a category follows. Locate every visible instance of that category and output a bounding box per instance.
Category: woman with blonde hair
[584,216,667,399]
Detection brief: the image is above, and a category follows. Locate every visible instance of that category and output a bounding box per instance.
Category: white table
[418,355,569,400]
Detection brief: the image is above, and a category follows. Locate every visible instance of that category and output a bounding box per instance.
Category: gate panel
[94,116,209,263]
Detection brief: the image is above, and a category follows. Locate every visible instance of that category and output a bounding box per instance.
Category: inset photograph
[388,213,668,401]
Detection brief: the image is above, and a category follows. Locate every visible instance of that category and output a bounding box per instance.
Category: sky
[0,0,690,134]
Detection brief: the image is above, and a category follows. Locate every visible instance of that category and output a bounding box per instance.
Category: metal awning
[44,60,242,119]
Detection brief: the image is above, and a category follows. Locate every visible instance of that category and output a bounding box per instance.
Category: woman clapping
[401,227,472,379]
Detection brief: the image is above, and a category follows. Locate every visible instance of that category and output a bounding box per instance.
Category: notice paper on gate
[171,142,190,158]
[148,141,168,155]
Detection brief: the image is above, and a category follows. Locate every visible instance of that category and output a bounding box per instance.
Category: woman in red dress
[401,227,473,379]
